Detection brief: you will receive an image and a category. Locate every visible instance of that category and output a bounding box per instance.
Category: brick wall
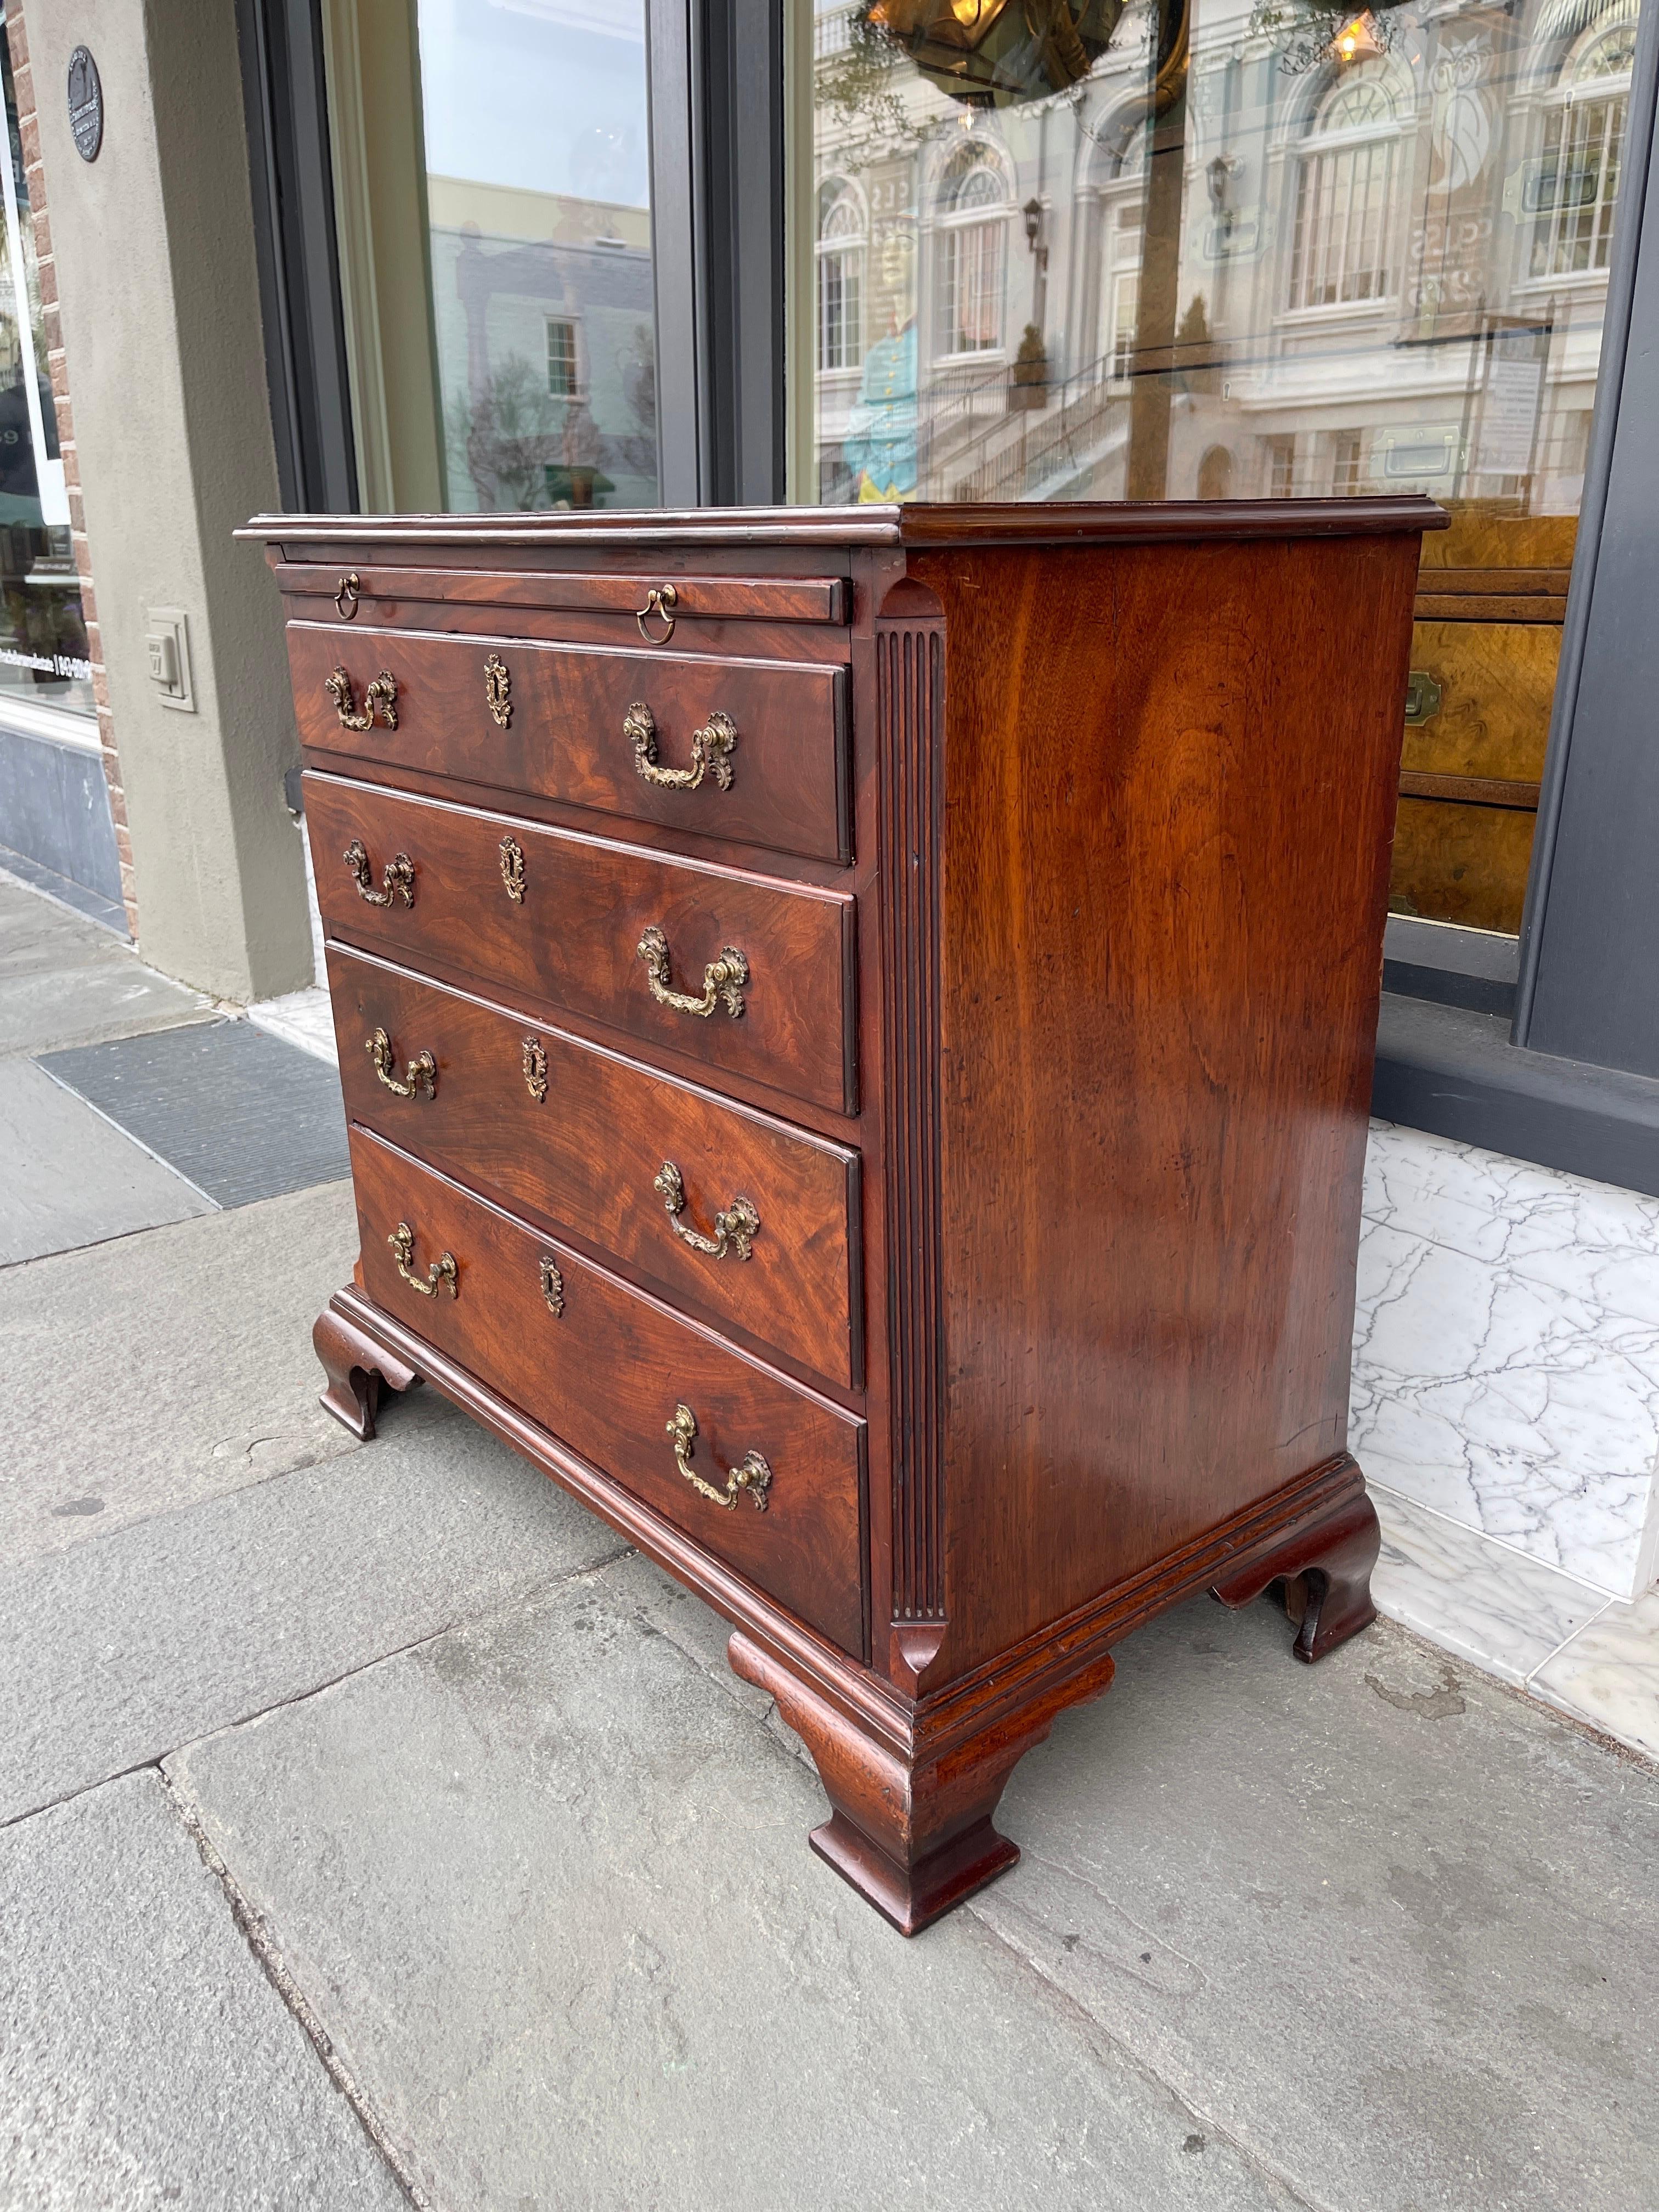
[5,5,138,935]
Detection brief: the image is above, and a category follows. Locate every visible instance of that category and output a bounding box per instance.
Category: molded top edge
[239,495,1447,552]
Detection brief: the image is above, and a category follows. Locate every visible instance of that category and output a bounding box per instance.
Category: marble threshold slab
[1371,1482,1658,1763]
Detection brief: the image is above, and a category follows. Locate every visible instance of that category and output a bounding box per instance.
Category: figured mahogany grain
[306,772,857,1112]
[329,946,861,1386]
[279,563,851,624]
[349,1128,867,1655]
[910,532,1419,1675]
[290,622,850,862]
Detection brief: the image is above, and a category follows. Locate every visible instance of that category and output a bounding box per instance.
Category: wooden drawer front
[308,775,857,1113]
[351,1129,866,1656]
[330,949,862,1387]
[289,622,849,863]
[279,564,851,627]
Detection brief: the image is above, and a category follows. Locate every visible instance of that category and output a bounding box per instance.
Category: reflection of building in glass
[811,0,1633,511]
[426,176,658,511]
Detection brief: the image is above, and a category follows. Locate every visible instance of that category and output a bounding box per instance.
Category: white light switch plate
[145,606,194,712]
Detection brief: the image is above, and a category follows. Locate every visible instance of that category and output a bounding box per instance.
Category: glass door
[797,0,1644,933]
[321,0,663,512]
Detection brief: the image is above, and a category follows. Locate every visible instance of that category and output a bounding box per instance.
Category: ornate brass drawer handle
[636,583,677,644]
[326,665,397,731]
[522,1035,549,1103]
[334,572,360,620]
[636,925,747,1019]
[539,1256,565,1316]
[388,1221,457,1299]
[484,653,511,728]
[667,1402,771,1512]
[499,836,526,904]
[624,702,737,793]
[366,1027,436,1100]
[344,838,414,908]
[654,1161,759,1261]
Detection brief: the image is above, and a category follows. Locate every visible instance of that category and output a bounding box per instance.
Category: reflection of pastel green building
[425,176,658,511]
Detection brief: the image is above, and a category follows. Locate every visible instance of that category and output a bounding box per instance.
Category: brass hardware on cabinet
[1403,669,1443,726]
[654,1161,759,1261]
[366,1027,436,1100]
[636,924,747,1019]
[344,838,415,908]
[484,653,511,729]
[539,1256,565,1316]
[624,702,737,793]
[635,583,677,644]
[667,1402,771,1512]
[499,836,526,903]
[334,572,361,621]
[389,1220,457,1299]
[522,1035,549,1103]
[326,664,397,730]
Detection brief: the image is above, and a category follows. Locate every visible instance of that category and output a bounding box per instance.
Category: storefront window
[800,0,1641,933]
[0,10,90,726]
[323,0,661,513]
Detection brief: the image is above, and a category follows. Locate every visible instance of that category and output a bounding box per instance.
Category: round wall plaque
[67,46,103,163]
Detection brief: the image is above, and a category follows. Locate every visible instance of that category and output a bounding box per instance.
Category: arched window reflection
[935,145,1009,357]
[1529,13,1636,279]
[817,178,865,374]
[1288,60,1413,312]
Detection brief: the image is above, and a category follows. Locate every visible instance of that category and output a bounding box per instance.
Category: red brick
[7,7,29,68]
[76,574,95,624]
[66,484,83,534]
[25,200,48,263]
[18,111,37,170]
[92,666,110,712]
[13,61,33,120]
[114,825,134,865]
[59,439,78,489]
[33,251,54,308]
[42,302,60,354]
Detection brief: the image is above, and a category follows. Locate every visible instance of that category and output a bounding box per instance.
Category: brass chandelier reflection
[865,0,1129,105]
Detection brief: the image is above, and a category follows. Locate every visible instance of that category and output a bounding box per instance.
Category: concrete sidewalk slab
[1,1180,361,1570]
[167,1570,1299,2212]
[0,1396,624,1825]
[0,1054,213,1264]
[977,1596,1659,2212]
[0,1771,403,2210]
[0,873,206,1054]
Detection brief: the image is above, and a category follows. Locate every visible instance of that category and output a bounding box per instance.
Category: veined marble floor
[1372,1483,1658,1762]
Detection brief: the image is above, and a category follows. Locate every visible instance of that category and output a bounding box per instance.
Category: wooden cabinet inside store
[1395,506,1574,936]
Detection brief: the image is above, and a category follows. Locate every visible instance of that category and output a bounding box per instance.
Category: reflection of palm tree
[448,354,567,510]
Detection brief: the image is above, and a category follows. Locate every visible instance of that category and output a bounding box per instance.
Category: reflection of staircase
[947,356,1130,503]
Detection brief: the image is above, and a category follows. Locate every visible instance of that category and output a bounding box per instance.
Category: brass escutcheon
[624,702,737,793]
[344,838,414,908]
[389,1220,457,1299]
[499,836,527,904]
[334,572,361,620]
[522,1035,549,1104]
[366,1026,436,1100]
[635,583,677,645]
[326,664,397,731]
[636,924,747,1019]
[539,1256,565,1316]
[667,1402,771,1512]
[1403,669,1444,726]
[654,1161,759,1261]
[484,653,511,729]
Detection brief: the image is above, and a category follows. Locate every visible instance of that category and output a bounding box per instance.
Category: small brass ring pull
[637,924,747,1019]
[334,572,361,620]
[344,838,414,908]
[539,1256,565,1316]
[654,1161,759,1261]
[635,583,677,645]
[366,1027,436,1100]
[625,702,737,793]
[668,1402,771,1513]
[522,1035,549,1103]
[389,1221,457,1299]
[484,653,511,729]
[499,836,526,904]
[327,665,397,731]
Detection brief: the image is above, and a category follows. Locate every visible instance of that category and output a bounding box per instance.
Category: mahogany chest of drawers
[249,498,1441,1933]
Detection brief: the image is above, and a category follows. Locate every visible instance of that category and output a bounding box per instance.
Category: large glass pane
[800,0,1642,930]
[0,8,90,727]
[325,0,661,512]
